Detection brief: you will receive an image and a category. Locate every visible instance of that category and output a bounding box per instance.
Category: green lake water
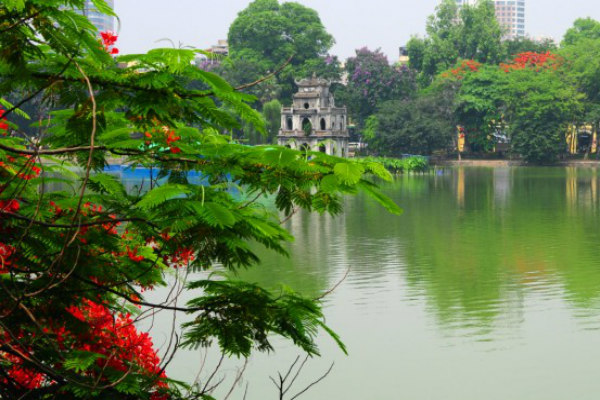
[143,166,600,399]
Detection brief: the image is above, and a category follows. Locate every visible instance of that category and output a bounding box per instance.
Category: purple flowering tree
[337,48,416,132]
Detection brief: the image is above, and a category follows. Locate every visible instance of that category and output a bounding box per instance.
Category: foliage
[504,66,582,163]
[407,0,503,85]
[562,17,600,47]
[360,156,429,174]
[262,99,282,144]
[0,1,400,399]
[369,93,455,156]
[362,115,379,141]
[455,64,508,152]
[226,0,335,102]
[215,52,282,104]
[456,52,582,162]
[560,19,600,129]
[335,48,416,130]
[503,37,557,61]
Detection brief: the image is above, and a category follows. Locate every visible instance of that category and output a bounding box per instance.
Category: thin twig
[315,267,350,301]
[289,362,334,400]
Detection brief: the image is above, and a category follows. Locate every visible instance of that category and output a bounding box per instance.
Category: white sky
[114,0,600,61]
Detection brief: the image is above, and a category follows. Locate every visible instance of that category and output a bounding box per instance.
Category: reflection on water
[144,167,600,399]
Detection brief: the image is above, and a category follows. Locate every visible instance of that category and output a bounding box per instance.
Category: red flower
[100,31,119,56]
[0,107,8,133]
[0,242,16,273]
[127,246,145,262]
[100,31,118,47]
[0,199,20,213]
[501,52,560,73]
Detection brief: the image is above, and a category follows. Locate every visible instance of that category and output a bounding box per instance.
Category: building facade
[494,0,525,39]
[454,0,525,40]
[79,0,115,33]
[278,76,349,157]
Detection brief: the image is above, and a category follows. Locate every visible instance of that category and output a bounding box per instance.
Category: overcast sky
[114,0,599,61]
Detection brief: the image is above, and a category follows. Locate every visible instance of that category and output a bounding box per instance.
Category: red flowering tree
[440,59,482,80]
[499,51,561,72]
[455,51,582,161]
[0,1,400,399]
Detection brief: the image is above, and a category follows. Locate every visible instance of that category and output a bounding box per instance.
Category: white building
[454,0,525,40]
[77,0,116,33]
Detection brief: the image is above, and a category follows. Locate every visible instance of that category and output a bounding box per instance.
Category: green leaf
[63,351,104,373]
[137,184,192,210]
[88,173,127,197]
[0,98,30,120]
[364,162,393,182]
[333,162,364,185]
[201,202,237,228]
[261,147,298,167]
[98,127,134,142]
[320,175,340,193]
[106,139,143,150]
[90,0,117,17]
[3,0,25,11]
[358,181,403,215]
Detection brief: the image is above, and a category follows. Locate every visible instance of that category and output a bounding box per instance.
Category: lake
[138,166,600,400]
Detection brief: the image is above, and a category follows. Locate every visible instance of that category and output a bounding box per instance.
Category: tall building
[79,0,115,33]
[454,0,525,40]
[494,0,525,39]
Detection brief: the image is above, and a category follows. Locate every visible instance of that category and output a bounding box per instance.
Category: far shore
[431,159,600,168]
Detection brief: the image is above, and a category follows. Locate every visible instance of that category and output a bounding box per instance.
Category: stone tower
[278,75,349,157]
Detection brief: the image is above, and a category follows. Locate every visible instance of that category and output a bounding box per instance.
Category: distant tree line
[214,0,600,163]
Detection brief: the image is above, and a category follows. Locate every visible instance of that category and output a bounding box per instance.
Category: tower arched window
[302,118,312,136]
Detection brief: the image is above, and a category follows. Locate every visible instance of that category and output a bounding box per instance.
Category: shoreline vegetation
[360,156,429,174]
[90,155,600,173]
[431,158,600,167]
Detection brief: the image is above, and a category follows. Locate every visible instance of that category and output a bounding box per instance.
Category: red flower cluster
[166,246,195,268]
[166,129,181,154]
[500,52,559,72]
[0,242,16,273]
[441,59,481,80]
[0,198,19,213]
[144,124,182,154]
[127,246,145,262]
[0,107,8,133]
[1,300,168,396]
[0,153,41,180]
[1,338,44,389]
[66,300,166,378]
[19,156,41,180]
[100,31,119,55]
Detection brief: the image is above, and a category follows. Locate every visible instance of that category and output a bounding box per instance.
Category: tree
[336,48,416,131]
[215,51,282,104]
[262,99,282,143]
[560,19,600,142]
[503,37,557,61]
[369,91,456,156]
[507,67,582,163]
[407,0,503,85]
[226,0,335,102]
[456,64,508,152]
[456,52,582,162]
[0,1,400,399]
[562,17,600,47]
